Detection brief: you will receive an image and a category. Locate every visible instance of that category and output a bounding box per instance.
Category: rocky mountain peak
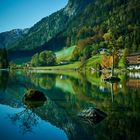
[64,0,93,16]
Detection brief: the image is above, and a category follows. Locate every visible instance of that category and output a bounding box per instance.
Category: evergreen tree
[0,48,9,69]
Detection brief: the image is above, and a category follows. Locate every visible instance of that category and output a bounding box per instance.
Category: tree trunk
[111,54,114,76]
[110,83,114,102]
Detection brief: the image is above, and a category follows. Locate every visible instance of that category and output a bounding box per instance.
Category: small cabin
[127,52,140,69]
[98,48,107,54]
[59,60,71,65]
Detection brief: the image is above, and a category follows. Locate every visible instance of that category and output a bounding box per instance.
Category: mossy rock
[23,89,47,102]
[23,100,45,108]
[78,107,107,124]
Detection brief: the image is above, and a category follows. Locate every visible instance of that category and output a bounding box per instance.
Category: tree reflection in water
[8,100,46,135]
[0,71,9,91]
[4,71,140,140]
[30,73,56,90]
[9,108,39,134]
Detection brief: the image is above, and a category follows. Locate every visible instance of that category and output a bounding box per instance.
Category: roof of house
[128,52,140,56]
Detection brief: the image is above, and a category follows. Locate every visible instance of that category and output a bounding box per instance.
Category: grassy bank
[12,45,131,72]
[55,46,75,62]
[86,54,103,70]
[30,61,81,70]
[30,54,103,71]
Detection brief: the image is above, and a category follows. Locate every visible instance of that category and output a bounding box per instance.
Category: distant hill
[0,29,28,48]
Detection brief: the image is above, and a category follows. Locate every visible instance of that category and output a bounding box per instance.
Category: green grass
[55,46,75,62]
[86,54,103,70]
[55,77,75,94]
[31,61,81,70]
[13,47,103,72]
[118,56,125,68]
[12,46,75,64]
[32,54,102,71]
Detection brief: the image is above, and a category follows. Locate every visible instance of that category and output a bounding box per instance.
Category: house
[127,79,140,88]
[59,60,71,65]
[127,52,140,69]
[98,48,107,54]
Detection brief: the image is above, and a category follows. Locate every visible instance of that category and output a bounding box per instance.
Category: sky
[0,0,68,33]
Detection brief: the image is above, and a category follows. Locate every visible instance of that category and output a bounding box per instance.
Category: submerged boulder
[78,107,107,124]
[23,89,47,102]
[23,89,47,108]
[23,100,46,108]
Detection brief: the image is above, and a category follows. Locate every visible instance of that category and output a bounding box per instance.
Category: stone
[23,89,47,101]
[78,107,107,124]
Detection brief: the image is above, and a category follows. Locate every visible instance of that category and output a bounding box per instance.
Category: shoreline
[10,66,140,73]
[0,68,9,71]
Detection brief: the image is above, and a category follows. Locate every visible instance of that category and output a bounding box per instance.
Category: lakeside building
[127,52,140,70]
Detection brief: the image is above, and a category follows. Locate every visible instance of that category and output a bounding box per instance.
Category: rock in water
[23,100,46,108]
[23,89,47,101]
[78,107,107,124]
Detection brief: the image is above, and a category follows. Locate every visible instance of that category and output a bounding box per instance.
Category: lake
[0,70,139,140]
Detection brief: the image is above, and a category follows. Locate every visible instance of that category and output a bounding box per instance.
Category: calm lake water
[0,70,139,140]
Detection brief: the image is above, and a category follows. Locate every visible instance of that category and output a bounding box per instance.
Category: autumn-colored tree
[101,55,112,68]
[77,26,94,40]
[77,37,93,48]
[103,30,122,75]
[72,37,93,60]
[101,51,119,69]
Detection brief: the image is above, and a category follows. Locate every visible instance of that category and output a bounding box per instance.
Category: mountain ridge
[8,0,92,52]
[0,28,29,48]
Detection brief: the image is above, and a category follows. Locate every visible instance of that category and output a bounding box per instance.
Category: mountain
[0,29,28,48]
[8,0,93,59]
[8,0,93,52]
[7,0,140,61]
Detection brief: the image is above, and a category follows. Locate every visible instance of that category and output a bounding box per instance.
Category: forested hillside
[65,0,140,60]
[8,0,92,51]
[7,0,140,61]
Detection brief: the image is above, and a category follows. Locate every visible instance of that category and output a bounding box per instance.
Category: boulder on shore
[78,107,107,124]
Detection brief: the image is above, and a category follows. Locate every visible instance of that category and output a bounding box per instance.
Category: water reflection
[30,73,56,90]
[8,107,40,135]
[0,70,9,91]
[0,70,139,140]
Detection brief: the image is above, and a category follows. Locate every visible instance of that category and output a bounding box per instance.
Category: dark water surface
[0,70,139,140]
